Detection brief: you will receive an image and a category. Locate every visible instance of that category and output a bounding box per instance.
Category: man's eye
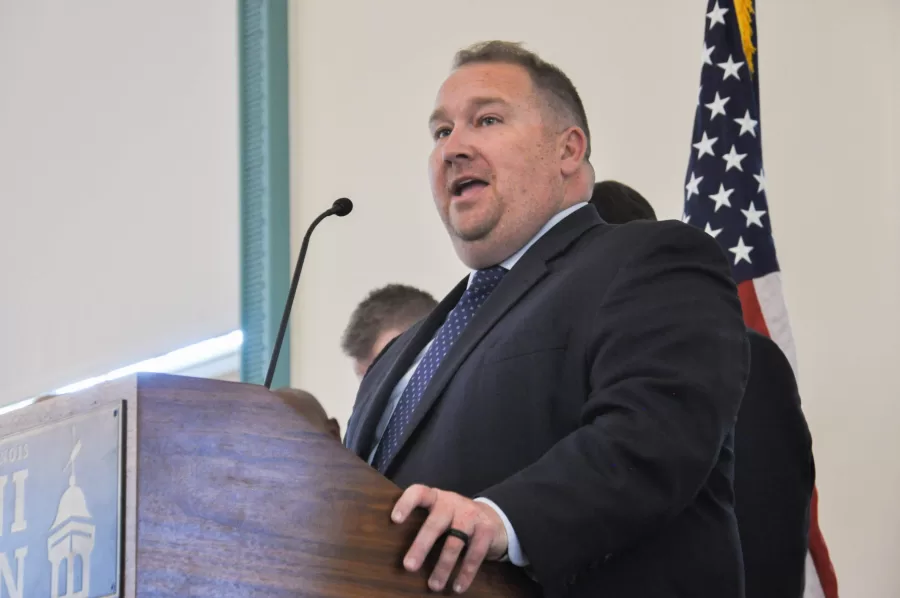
[434,127,451,140]
[480,116,500,126]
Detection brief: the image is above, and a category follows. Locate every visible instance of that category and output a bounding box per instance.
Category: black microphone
[263,198,354,388]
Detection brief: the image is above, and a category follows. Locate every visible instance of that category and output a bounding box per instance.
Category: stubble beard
[452,218,497,242]
[447,206,512,270]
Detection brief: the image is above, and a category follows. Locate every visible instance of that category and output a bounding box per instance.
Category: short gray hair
[453,41,592,160]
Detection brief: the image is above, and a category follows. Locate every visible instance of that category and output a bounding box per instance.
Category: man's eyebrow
[428,107,448,128]
[428,97,510,128]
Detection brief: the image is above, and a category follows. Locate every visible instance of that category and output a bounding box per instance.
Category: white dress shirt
[368,202,589,567]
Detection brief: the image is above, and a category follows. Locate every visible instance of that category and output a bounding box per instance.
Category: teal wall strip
[238,0,292,387]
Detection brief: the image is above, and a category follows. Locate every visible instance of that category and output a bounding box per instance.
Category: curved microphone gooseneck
[264,198,353,388]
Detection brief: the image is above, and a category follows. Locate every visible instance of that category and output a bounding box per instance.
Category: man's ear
[559,126,588,177]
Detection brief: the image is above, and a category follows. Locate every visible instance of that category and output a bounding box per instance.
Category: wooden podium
[0,374,538,597]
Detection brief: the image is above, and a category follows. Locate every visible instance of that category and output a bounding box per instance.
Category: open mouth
[451,178,489,197]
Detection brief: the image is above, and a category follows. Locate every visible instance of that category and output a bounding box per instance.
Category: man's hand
[392,484,508,594]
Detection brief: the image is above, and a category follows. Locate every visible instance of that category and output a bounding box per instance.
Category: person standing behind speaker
[344,41,750,597]
[273,284,437,439]
[342,284,438,380]
[590,179,814,598]
[589,180,658,223]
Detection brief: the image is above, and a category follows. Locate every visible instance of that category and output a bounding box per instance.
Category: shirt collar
[468,202,588,285]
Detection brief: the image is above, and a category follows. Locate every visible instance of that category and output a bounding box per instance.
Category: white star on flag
[682,2,840,588]
[704,222,723,238]
[728,236,754,265]
[741,201,767,228]
[682,213,691,224]
[707,1,729,30]
[708,184,734,212]
[753,168,767,193]
[734,110,758,137]
[702,43,715,66]
[693,131,718,158]
[722,145,748,172]
[685,172,704,199]
[717,54,744,81]
[705,92,730,120]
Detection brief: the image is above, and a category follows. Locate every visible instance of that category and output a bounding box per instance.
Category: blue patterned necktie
[372,265,507,473]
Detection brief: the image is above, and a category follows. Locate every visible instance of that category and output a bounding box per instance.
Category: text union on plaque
[0,403,124,598]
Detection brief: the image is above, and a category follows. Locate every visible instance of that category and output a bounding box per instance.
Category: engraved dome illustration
[47,435,95,598]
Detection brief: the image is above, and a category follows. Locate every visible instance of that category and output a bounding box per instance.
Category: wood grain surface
[133,373,535,597]
[0,374,537,596]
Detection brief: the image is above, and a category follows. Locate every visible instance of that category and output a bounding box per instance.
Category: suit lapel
[382,206,602,475]
[345,279,467,458]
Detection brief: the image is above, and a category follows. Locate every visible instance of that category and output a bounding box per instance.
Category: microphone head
[332,197,353,216]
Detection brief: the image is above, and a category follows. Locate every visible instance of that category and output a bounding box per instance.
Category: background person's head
[429,41,594,269]
[342,284,438,379]
[589,180,657,223]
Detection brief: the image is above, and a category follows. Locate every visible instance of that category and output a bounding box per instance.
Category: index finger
[392,484,437,523]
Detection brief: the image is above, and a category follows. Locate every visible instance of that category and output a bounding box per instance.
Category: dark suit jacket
[736,331,813,598]
[345,207,750,597]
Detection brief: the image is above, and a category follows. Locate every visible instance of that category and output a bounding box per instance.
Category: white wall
[0,1,240,403]
[757,3,900,595]
[289,1,899,595]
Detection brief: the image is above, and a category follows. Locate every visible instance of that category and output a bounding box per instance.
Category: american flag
[682,1,838,597]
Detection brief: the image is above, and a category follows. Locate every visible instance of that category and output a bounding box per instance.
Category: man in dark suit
[344,41,750,597]
[735,332,812,598]
[590,180,814,598]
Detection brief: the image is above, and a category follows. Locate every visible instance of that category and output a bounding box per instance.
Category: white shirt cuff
[474,497,530,567]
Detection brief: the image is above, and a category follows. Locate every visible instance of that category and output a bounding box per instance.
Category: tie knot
[469,265,507,295]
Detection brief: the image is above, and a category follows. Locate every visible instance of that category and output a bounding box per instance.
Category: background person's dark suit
[589,180,815,598]
[345,207,750,598]
[736,330,814,598]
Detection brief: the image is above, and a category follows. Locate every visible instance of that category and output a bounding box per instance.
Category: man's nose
[441,127,474,164]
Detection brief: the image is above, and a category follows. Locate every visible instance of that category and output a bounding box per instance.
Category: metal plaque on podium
[0,402,124,598]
